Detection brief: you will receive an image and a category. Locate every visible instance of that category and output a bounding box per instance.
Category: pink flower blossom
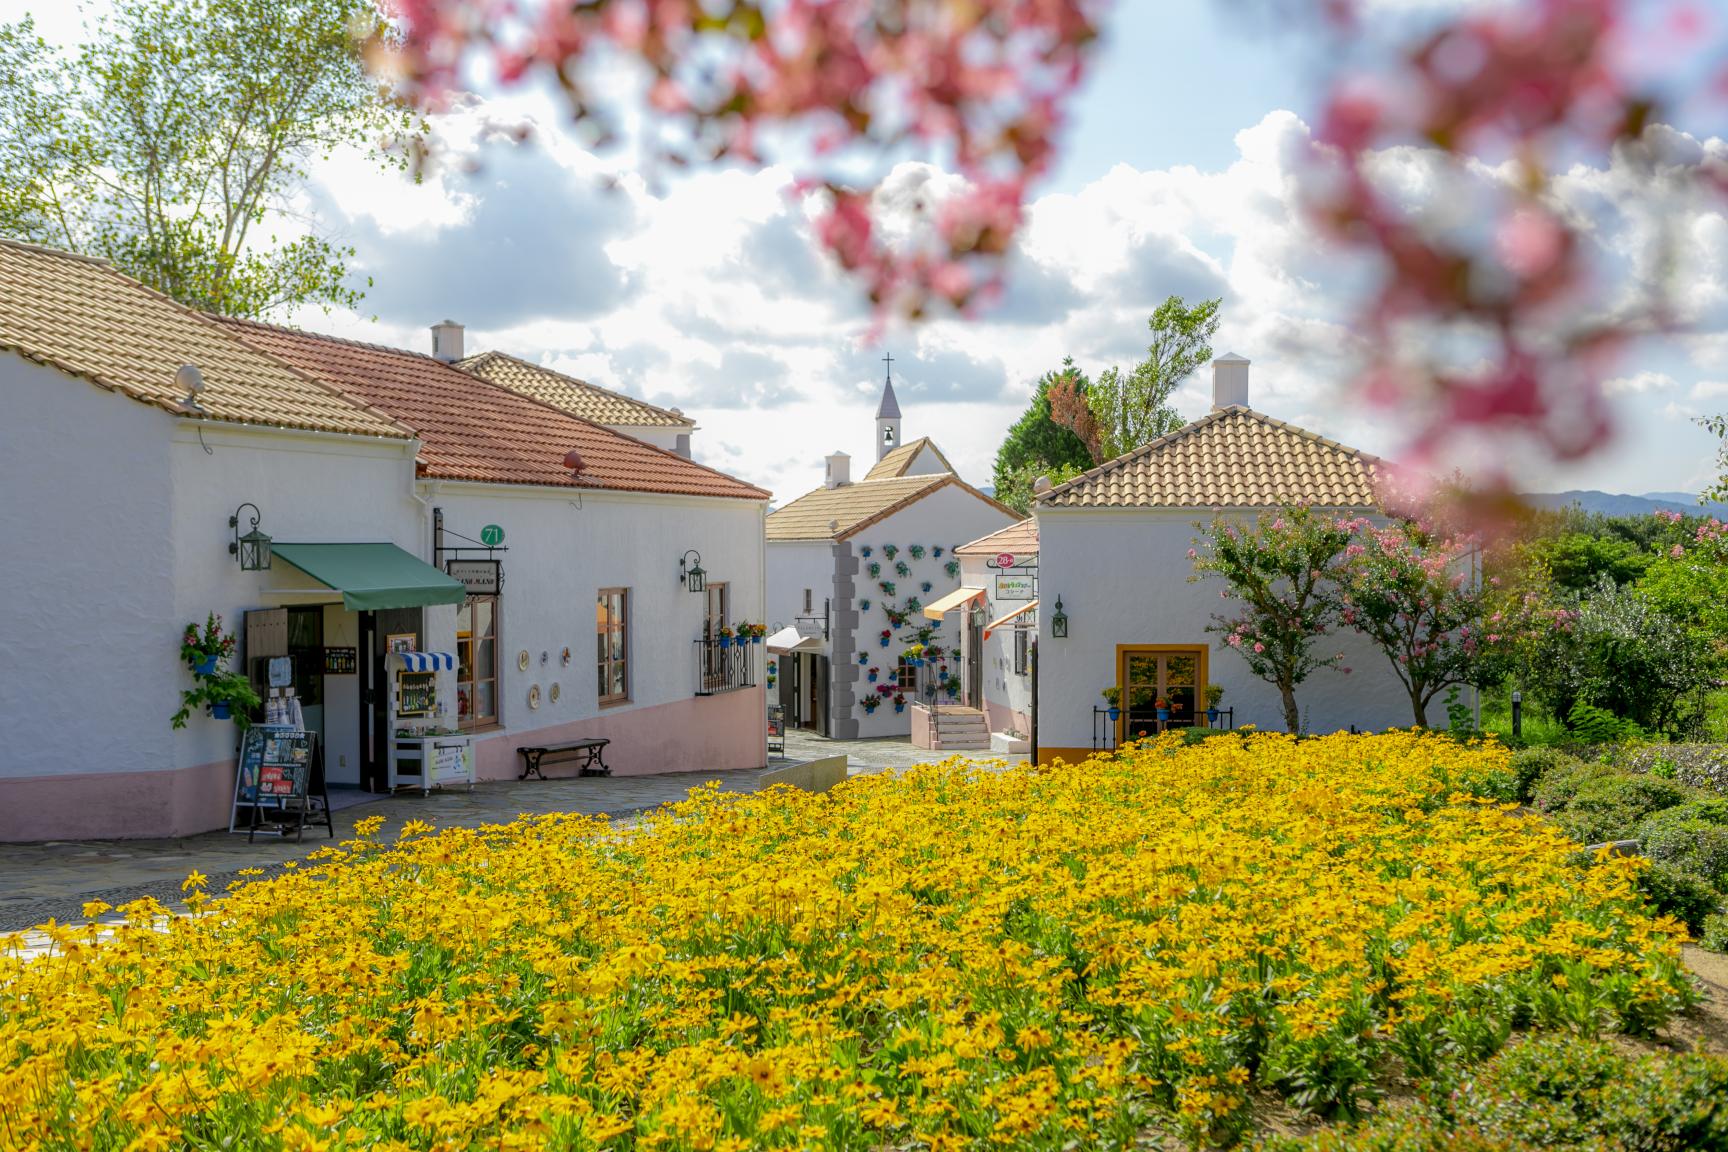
[1253,642,1265,653]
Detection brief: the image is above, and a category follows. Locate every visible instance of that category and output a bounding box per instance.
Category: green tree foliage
[1190,507,1353,734]
[1702,413,1728,504]
[991,357,1096,514]
[0,0,415,317]
[1087,295,1218,460]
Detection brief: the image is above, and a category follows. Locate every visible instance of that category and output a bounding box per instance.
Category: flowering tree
[1190,507,1353,734]
[1334,519,1505,728]
[381,0,1728,490]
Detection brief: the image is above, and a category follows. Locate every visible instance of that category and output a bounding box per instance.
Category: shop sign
[995,574,1034,601]
[447,558,501,594]
[479,524,505,547]
[323,647,357,674]
[996,552,1015,568]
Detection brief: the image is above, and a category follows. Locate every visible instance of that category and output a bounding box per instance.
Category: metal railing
[1091,707,1235,751]
[694,638,758,696]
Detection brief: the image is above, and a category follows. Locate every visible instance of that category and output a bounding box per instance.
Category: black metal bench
[517,737,611,780]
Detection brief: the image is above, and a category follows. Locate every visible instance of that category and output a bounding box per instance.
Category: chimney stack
[825,451,851,489]
[1212,353,1249,410]
[431,320,465,363]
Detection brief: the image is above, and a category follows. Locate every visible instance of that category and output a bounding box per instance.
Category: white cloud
[1605,371,1679,395]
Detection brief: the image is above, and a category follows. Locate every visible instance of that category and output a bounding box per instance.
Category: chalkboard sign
[235,726,312,805]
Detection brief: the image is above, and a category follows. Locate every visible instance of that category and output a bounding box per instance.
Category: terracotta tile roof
[1038,407,1382,510]
[864,436,955,480]
[458,350,694,429]
[0,239,409,439]
[955,519,1038,557]
[217,318,769,501]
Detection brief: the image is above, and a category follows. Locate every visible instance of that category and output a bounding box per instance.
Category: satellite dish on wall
[563,449,587,477]
[175,363,206,412]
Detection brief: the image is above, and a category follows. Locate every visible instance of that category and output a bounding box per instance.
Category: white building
[954,520,1040,751]
[1032,354,1414,764]
[0,238,770,840]
[765,374,1020,742]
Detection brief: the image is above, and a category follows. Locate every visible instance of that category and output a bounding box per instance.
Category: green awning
[271,543,467,612]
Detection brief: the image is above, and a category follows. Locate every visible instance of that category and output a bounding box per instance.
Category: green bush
[1567,700,1645,744]
[1633,861,1722,934]
[1530,758,1621,815]
[1636,806,1728,887]
[1627,743,1728,794]
[1509,746,1583,804]
[1265,1036,1728,1151]
[1702,912,1728,954]
[1558,774,1690,844]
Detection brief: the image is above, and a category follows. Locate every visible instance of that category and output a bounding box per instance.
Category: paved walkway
[0,733,1019,933]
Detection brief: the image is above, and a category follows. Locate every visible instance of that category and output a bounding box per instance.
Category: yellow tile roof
[0,239,410,439]
[955,519,1039,557]
[458,351,693,429]
[864,437,954,480]
[767,476,952,541]
[1037,407,1382,510]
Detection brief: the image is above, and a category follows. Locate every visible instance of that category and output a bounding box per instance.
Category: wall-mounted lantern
[679,549,706,593]
[1049,595,1068,639]
[229,503,272,570]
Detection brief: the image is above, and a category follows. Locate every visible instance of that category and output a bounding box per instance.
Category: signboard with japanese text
[995,574,1035,601]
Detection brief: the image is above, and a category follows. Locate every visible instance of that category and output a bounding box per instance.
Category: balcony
[694,638,758,696]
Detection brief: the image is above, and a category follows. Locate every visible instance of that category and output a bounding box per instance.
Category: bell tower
[875,352,901,461]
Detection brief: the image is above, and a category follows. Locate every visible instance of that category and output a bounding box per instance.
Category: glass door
[1120,649,1203,740]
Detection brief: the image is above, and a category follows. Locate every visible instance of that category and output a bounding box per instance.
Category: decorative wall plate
[549,682,561,703]
[527,684,542,710]
[560,646,571,666]
[517,649,530,671]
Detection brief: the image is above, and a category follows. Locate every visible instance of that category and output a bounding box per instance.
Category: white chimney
[1212,353,1250,410]
[431,320,465,363]
[825,451,851,489]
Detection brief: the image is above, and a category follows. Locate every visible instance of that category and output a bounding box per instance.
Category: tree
[0,0,414,317]
[1702,415,1728,505]
[1088,296,1217,460]
[1190,507,1354,734]
[1334,520,1502,727]
[991,358,1097,514]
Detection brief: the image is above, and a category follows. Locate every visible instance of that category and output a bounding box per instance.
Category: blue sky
[5,0,1722,503]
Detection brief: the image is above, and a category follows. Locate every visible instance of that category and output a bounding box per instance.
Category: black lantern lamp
[229,503,272,570]
[1049,595,1068,639]
[679,549,706,593]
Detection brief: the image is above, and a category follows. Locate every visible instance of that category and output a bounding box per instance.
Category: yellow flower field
[0,733,1695,1150]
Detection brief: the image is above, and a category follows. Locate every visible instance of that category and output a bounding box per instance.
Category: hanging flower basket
[868,562,881,577]
[909,544,926,559]
[858,653,870,665]
[883,544,899,559]
[921,582,932,594]
[932,545,944,557]
[859,599,872,611]
[862,697,879,713]
[210,701,231,720]
[945,560,960,577]
[861,545,873,557]
[895,561,910,577]
[867,668,879,682]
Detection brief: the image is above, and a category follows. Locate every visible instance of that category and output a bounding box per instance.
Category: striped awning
[922,586,986,620]
[984,599,1037,638]
[393,651,456,671]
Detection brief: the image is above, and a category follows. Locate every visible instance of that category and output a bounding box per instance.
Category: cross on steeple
[882,351,894,381]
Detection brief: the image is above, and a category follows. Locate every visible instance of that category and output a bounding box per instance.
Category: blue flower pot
[868,672,878,682]
[894,703,905,713]
[194,654,218,676]
[1157,709,1170,722]
[1208,708,1220,724]
[880,638,889,647]
[719,637,732,648]
[1107,707,1120,722]
[752,635,762,645]
[210,701,231,720]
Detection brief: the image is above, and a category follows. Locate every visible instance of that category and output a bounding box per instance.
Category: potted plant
[861,545,873,557]
[883,544,899,559]
[862,695,880,713]
[945,560,960,577]
[909,544,926,559]
[718,625,734,648]
[903,643,926,666]
[1156,697,1170,722]
[868,561,882,577]
[895,560,911,577]
[1205,684,1224,723]
[925,644,944,660]
[858,652,870,665]
[894,695,906,713]
[181,613,237,676]
[879,629,891,648]
[879,581,896,596]
[172,670,260,729]
[1102,686,1120,722]
[859,599,871,611]
[868,666,879,682]
[921,581,933,594]
[932,545,944,557]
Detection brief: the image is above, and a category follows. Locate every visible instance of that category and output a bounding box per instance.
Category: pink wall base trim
[908,703,936,749]
[0,757,236,843]
[473,689,768,781]
[984,700,1029,738]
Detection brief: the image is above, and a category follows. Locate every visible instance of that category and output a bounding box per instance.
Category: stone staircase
[930,705,990,751]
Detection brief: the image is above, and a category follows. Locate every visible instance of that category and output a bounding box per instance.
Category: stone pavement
[0,732,1020,934]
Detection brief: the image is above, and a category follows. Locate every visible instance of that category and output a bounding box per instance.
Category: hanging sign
[447,558,502,594]
[323,647,357,674]
[996,552,1015,568]
[479,524,505,547]
[995,574,1035,601]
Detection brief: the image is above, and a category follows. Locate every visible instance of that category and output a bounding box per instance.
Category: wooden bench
[517,737,611,780]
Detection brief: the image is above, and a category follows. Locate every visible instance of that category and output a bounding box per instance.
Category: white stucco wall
[960,552,1036,736]
[901,444,950,477]
[0,355,178,782]
[431,482,767,771]
[834,484,1019,738]
[1035,506,1434,755]
[766,540,836,637]
[611,424,686,454]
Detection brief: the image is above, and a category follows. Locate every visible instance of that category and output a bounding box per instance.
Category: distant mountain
[1524,490,1728,519]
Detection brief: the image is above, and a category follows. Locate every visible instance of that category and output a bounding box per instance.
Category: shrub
[1634,861,1723,934]
[1567,700,1646,744]
[1508,746,1582,804]
[1628,743,1728,794]
[1637,805,1728,886]
[1530,757,1622,815]
[1702,912,1728,954]
[1557,774,1690,844]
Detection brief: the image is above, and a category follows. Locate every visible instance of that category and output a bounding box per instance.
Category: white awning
[984,599,1037,638]
[922,586,986,620]
[391,651,456,671]
[767,626,824,654]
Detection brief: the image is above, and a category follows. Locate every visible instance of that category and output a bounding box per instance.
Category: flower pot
[719,637,732,648]
[894,703,905,713]
[210,701,231,720]
[752,635,762,645]
[867,672,878,682]
[1107,707,1120,722]
[1207,707,1220,724]
[194,654,218,676]
[1157,708,1170,722]
[880,638,889,647]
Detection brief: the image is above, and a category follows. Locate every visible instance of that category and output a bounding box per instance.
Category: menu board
[235,725,312,805]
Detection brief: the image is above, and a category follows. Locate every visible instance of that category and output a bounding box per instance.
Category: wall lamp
[679,550,706,593]
[1049,596,1068,639]
[229,503,272,570]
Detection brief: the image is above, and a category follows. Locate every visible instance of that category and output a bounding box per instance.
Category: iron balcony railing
[694,638,758,696]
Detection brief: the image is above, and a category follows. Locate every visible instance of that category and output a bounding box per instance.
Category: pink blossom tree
[1189,507,1354,734]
